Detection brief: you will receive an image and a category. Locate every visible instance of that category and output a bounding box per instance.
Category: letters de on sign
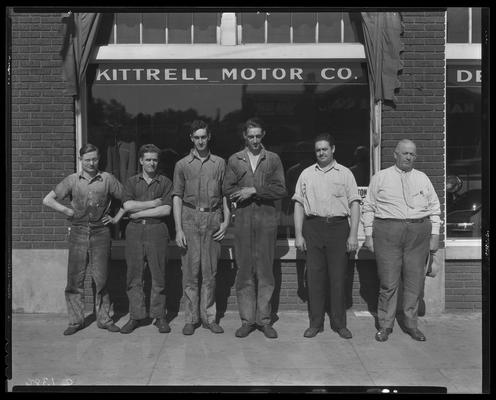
[93,62,367,85]
[447,65,482,87]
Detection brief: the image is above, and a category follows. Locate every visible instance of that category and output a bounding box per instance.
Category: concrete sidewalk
[7,311,482,393]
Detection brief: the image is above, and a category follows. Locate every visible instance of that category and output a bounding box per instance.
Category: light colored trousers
[373,218,431,330]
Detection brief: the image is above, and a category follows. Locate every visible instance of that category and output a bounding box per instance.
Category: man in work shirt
[293,133,361,339]
[362,139,441,342]
[173,120,230,335]
[118,144,174,334]
[223,117,287,339]
[42,144,123,335]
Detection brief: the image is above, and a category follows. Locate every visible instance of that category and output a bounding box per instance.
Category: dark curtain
[60,12,102,97]
[361,12,404,104]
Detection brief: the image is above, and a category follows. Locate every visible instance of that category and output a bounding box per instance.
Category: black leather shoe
[155,318,171,333]
[303,326,324,338]
[63,325,83,336]
[98,323,120,333]
[120,319,140,334]
[336,327,352,339]
[375,328,393,342]
[262,325,278,339]
[182,323,196,335]
[235,324,256,338]
[406,328,426,341]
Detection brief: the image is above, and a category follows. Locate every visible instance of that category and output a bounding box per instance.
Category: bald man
[362,139,441,342]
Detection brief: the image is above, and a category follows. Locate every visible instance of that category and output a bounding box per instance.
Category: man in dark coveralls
[223,118,287,339]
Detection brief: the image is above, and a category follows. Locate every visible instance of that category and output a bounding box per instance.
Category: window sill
[445,238,482,260]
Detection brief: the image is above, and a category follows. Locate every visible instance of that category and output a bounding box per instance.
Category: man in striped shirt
[362,139,441,342]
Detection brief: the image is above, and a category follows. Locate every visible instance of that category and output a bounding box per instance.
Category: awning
[60,12,102,97]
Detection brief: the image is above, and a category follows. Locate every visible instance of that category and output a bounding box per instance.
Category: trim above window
[93,43,366,61]
[446,43,481,60]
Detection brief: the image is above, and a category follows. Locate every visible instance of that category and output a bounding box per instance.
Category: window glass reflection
[292,12,316,43]
[241,12,265,43]
[193,13,218,43]
[267,13,290,43]
[168,13,191,44]
[86,63,370,239]
[318,12,341,43]
[116,13,140,44]
[447,8,469,43]
[142,13,166,43]
[472,7,481,44]
[342,12,361,43]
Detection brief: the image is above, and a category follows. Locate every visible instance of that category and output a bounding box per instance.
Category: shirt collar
[138,173,160,183]
[78,170,103,181]
[393,165,413,174]
[237,146,266,162]
[188,148,215,163]
[315,160,340,173]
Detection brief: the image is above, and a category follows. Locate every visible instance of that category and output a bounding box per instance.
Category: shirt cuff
[291,194,304,204]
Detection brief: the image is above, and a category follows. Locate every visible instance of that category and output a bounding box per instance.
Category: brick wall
[381,11,446,241]
[10,10,75,250]
[85,259,378,315]
[445,261,482,311]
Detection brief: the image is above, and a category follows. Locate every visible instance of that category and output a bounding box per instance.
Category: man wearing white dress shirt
[293,133,361,339]
[362,139,441,342]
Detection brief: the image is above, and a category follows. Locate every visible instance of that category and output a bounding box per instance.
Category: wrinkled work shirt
[292,161,361,218]
[361,166,442,235]
[172,150,226,209]
[54,171,123,227]
[122,173,173,224]
[223,147,287,207]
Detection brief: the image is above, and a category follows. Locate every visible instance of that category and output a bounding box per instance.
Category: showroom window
[445,62,481,238]
[85,60,370,239]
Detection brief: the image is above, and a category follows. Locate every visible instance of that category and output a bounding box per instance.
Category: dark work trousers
[125,222,169,320]
[233,203,278,327]
[372,219,431,330]
[181,207,222,325]
[303,218,350,330]
[65,225,113,328]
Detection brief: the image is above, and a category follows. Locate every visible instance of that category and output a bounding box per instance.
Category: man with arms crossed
[43,144,122,335]
[362,139,441,342]
[223,118,287,339]
[119,144,174,334]
[293,133,360,339]
[173,120,230,335]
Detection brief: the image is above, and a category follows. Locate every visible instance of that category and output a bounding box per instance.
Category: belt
[183,201,220,212]
[377,218,427,223]
[131,219,162,224]
[306,215,347,223]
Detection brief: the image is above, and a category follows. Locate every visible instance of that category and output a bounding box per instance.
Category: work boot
[235,324,256,338]
[262,325,278,339]
[155,318,171,333]
[98,322,121,333]
[63,325,83,336]
[182,323,196,335]
[120,319,140,334]
[204,322,224,334]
